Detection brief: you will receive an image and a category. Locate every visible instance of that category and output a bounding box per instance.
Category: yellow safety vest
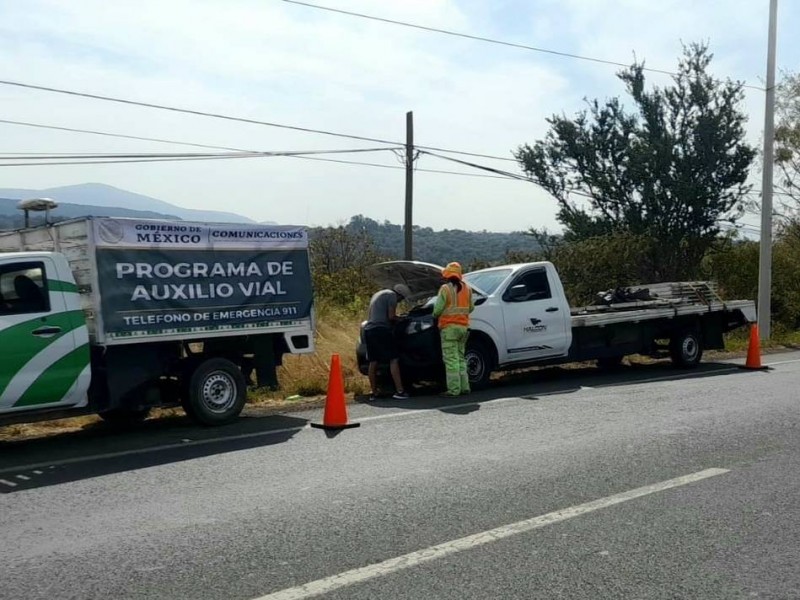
[438,283,472,328]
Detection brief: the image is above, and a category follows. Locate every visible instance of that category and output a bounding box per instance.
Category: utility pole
[758,0,778,339]
[404,110,414,260]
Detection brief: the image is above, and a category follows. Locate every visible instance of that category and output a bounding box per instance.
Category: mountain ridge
[0,183,254,224]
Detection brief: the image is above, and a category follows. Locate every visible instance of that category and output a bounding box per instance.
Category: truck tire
[465,339,493,389]
[185,358,247,426]
[670,330,703,368]
[98,407,150,428]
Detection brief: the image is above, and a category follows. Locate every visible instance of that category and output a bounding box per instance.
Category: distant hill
[322,215,542,267]
[0,183,254,224]
[0,197,181,230]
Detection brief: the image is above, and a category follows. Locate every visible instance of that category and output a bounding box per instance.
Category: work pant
[440,325,469,395]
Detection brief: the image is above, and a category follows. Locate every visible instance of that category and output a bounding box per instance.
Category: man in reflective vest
[432,262,475,396]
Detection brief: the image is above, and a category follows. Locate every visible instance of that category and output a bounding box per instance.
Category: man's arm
[387,294,398,321]
[432,285,447,318]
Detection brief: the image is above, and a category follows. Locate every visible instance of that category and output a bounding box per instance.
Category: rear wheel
[669,330,703,368]
[184,358,247,426]
[465,339,494,389]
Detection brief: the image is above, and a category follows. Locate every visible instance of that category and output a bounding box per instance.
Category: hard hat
[441,262,462,280]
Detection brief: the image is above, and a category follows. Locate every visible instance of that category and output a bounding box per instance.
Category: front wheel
[184,358,247,426]
[465,340,494,389]
[669,330,703,368]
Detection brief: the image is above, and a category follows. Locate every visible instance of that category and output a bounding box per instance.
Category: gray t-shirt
[364,289,397,330]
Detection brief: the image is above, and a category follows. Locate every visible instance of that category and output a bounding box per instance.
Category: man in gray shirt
[364,283,411,400]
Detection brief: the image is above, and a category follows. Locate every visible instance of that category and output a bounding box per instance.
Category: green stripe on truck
[13,343,90,408]
[48,280,80,293]
[0,310,85,397]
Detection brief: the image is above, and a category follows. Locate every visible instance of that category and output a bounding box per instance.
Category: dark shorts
[364,326,399,363]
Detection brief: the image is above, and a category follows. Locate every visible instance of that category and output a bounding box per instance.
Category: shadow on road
[0,358,763,493]
[364,358,755,414]
[0,413,308,494]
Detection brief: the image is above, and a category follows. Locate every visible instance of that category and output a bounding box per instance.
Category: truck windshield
[463,269,512,296]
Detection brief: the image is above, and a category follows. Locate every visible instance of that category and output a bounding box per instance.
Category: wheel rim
[466,349,485,382]
[201,371,237,414]
[682,336,699,361]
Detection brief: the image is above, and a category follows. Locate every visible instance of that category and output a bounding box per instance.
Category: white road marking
[0,479,17,487]
[252,468,730,600]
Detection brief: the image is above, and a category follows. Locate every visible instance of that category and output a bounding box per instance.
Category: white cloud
[0,0,797,235]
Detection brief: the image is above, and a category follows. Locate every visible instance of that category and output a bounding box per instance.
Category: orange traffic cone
[311,354,361,430]
[739,324,770,371]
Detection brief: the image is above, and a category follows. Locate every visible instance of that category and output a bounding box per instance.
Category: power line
[0,112,519,164]
[0,147,399,161]
[416,145,517,163]
[0,154,267,168]
[0,79,400,146]
[281,0,765,92]
[290,153,521,180]
[0,118,247,152]
[418,150,532,182]
[0,139,521,180]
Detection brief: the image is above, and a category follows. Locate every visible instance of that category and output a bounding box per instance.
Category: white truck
[0,216,315,427]
[357,261,757,387]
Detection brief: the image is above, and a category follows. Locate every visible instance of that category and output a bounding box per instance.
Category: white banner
[92,218,308,251]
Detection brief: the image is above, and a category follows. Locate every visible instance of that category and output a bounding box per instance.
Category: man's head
[441,262,462,281]
[393,283,411,300]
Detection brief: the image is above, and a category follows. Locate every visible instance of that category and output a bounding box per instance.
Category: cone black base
[737,365,771,371]
[311,422,361,430]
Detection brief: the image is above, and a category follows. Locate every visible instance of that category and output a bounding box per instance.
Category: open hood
[366,260,444,302]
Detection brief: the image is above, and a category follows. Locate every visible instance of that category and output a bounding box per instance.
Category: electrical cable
[280,0,764,92]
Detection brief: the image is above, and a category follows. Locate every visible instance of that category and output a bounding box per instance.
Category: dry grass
[248,305,367,406]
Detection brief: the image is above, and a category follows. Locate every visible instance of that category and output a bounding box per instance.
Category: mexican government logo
[97,219,124,245]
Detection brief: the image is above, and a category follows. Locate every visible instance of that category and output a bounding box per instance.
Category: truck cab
[357,261,574,388]
[464,263,573,365]
[0,252,90,415]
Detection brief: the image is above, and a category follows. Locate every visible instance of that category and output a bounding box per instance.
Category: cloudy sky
[0,0,798,232]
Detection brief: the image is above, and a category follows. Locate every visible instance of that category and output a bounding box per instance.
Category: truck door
[0,258,89,413]
[500,266,570,362]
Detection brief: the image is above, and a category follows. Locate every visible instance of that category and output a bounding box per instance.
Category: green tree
[516,43,756,281]
[308,225,383,310]
[775,70,800,213]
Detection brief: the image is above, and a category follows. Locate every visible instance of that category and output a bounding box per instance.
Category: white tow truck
[357,261,757,387]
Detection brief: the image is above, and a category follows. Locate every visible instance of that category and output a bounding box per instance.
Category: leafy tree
[775,70,800,214]
[308,225,384,311]
[549,233,656,305]
[516,43,756,281]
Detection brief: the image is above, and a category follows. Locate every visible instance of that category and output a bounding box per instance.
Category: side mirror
[507,284,528,301]
[475,296,487,306]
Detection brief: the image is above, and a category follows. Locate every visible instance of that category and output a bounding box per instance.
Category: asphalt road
[2,354,800,600]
